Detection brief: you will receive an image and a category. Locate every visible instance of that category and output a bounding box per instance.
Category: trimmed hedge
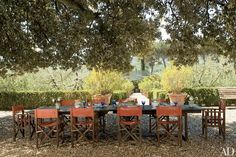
[111,90,128,101]
[182,88,220,106]
[0,91,90,110]
[1,88,234,110]
[0,90,129,110]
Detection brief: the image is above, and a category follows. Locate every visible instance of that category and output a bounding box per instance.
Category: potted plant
[160,65,193,106]
[158,93,167,103]
[83,69,133,105]
[139,74,161,98]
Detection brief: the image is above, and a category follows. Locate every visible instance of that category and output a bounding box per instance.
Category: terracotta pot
[93,94,112,105]
[158,98,167,103]
[168,93,187,106]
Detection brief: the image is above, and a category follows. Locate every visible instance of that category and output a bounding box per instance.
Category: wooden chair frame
[156,106,182,146]
[12,105,33,141]
[70,107,96,146]
[35,109,61,148]
[91,97,107,132]
[202,100,226,140]
[117,106,142,144]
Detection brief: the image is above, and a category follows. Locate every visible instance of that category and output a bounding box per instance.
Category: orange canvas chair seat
[35,109,61,148]
[156,106,183,146]
[70,107,96,146]
[158,120,179,125]
[119,120,140,126]
[39,121,58,127]
[12,105,34,141]
[117,106,142,143]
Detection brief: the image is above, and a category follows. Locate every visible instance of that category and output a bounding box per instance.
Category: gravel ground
[0,109,236,157]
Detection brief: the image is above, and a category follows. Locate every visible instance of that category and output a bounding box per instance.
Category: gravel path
[0,109,236,157]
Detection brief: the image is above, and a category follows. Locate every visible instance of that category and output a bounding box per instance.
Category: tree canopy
[1,0,236,76]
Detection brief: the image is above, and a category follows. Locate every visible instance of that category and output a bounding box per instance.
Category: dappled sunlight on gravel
[0,110,235,157]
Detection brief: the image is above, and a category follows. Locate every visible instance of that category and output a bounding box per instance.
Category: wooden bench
[218,87,236,100]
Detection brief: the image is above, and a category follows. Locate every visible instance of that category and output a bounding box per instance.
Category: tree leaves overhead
[1,0,236,76]
[0,0,163,75]
[164,0,236,65]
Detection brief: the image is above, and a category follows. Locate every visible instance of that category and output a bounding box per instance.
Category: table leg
[184,113,188,141]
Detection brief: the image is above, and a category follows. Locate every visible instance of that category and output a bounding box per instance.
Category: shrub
[183,87,220,106]
[0,90,131,110]
[111,90,128,101]
[139,74,161,93]
[161,65,193,93]
[151,89,168,99]
[83,69,134,95]
[150,87,222,106]
[0,91,90,110]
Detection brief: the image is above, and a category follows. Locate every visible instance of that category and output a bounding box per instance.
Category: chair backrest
[117,106,142,117]
[156,106,182,117]
[118,98,137,103]
[35,109,58,119]
[60,100,76,106]
[12,105,24,115]
[70,107,94,118]
[219,99,226,111]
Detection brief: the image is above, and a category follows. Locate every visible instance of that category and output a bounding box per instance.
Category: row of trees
[1,54,235,92]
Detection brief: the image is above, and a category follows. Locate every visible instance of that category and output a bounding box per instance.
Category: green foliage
[150,88,220,106]
[183,88,220,106]
[192,56,236,87]
[0,67,87,92]
[111,90,128,101]
[139,74,161,92]
[0,90,129,110]
[83,70,134,95]
[0,0,163,75]
[160,65,193,93]
[0,91,90,110]
[151,89,168,100]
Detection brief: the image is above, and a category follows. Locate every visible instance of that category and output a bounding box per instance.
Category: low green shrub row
[0,91,90,110]
[0,90,128,110]
[1,88,234,110]
[182,88,220,106]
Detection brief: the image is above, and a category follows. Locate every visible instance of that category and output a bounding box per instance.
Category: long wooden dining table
[33,103,202,141]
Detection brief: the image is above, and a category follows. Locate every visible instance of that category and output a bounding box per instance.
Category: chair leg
[118,124,121,145]
[56,125,59,148]
[139,124,142,144]
[36,132,39,149]
[223,123,226,141]
[71,130,74,147]
[13,123,16,141]
[202,119,204,135]
[179,121,182,147]
[204,125,207,140]
[157,122,160,146]
[149,115,152,133]
[92,124,95,141]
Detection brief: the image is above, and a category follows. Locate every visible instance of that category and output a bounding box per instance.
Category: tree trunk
[161,57,166,68]
[141,57,145,71]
